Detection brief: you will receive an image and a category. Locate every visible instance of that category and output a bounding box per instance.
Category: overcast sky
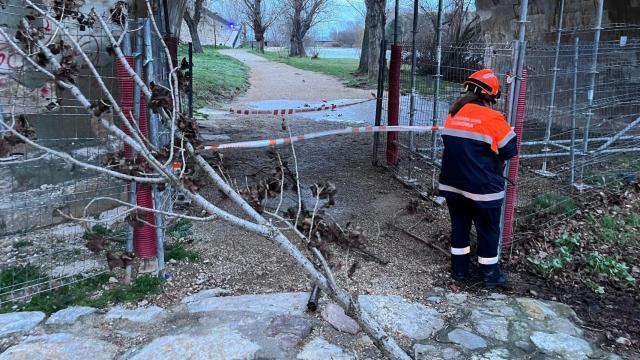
[210,0,436,39]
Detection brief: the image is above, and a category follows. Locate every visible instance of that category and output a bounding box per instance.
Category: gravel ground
[151,115,454,307]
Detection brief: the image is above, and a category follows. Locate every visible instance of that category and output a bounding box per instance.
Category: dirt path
[218,49,371,103]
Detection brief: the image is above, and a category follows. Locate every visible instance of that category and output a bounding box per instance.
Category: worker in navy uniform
[438,69,518,288]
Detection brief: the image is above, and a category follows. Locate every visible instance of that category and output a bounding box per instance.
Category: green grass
[0,274,164,314]
[0,264,47,290]
[532,192,577,216]
[626,212,640,227]
[251,49,370,87]
[179,45,250,109]
[165,243,200,262]
[95,275,164,305]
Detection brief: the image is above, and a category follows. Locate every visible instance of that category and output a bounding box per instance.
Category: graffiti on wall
[0,0,122,115]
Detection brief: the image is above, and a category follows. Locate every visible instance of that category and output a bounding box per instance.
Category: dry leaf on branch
[149,81,173,114]
[110,1,128,26]
[106,251,136,271]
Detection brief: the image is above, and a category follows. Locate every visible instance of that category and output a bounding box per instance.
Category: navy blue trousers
[446,198,502,275]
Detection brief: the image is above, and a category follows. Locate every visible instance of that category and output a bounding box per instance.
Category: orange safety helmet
[463,69,501,101]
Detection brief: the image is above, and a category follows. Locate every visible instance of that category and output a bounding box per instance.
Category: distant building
[180,9,242,48]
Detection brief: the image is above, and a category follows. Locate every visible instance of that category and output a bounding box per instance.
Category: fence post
[539,0,565,176]
[144,18,166,278]
[430,0,444,190]
[500,0,528,249]
[570,37,580,185]
[188,42,194,118]
[120,24,137,285]
[372,39,387,166]
[406,0,420,181]
[386,0,402,166]
[577,0,604,188]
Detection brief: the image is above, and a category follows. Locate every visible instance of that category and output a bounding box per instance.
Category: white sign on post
[620,36,628,47]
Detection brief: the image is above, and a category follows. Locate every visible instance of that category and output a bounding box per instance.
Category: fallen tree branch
[394,224,449,257]
[189,144,410,359]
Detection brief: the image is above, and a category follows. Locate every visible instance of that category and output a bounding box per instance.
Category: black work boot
[451,255,470,282]
[481,264,507,289]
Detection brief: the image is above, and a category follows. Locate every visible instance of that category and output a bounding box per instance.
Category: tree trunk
[357,16,370,73]
[289,33,306,57]
[255,29,265,52]
[358,0,386,80]
[183,13,204,53]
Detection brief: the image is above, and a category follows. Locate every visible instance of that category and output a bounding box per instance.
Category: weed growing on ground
[626,212,640,227]
[0,264,47,290]
[586,252,635,286]
[167,219,193,239]
[585,280,606,295]
[165,243,200,262]
[527,233,580,275]
[532,192,577,216]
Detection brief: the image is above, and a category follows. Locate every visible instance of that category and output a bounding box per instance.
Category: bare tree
[0,1,412,358]
[286,0,330,57]
[357,0,386,80]
[331,23,363,47]
[241,0,280,53]
[418,0,481,82]
[184,0,206,53]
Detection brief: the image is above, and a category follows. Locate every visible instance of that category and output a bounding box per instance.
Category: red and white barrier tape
[228,99,374,116]
[204,125,444,150]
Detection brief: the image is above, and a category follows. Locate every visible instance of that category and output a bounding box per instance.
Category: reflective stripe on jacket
[438,102,518,208]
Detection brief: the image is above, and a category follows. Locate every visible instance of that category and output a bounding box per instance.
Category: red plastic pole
[116,57,135,158]
[386,45,402,166]
[501,68,527,247]
[116,55,158,259]
[134,84,158,259]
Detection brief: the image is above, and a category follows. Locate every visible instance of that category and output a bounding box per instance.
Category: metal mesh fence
[374,6,640,248]
[375,41,515,195]
[0,2,179,305]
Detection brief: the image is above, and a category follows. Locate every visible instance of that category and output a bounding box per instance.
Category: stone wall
[180,16,235,47]
[475,0,640,43]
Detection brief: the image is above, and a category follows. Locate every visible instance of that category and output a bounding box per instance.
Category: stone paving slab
[126,328,260,360]
[0,333,118,360]
[46,307,96,326]
[0,312,45,337]
[358,295,445,340]
[105,306,164,323]
[186,292,309,315]
[0,289,625,360]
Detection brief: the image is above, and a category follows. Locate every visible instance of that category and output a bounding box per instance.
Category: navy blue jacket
[438,102,518,208]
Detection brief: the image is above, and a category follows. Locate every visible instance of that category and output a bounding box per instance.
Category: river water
[265,47,391,60]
